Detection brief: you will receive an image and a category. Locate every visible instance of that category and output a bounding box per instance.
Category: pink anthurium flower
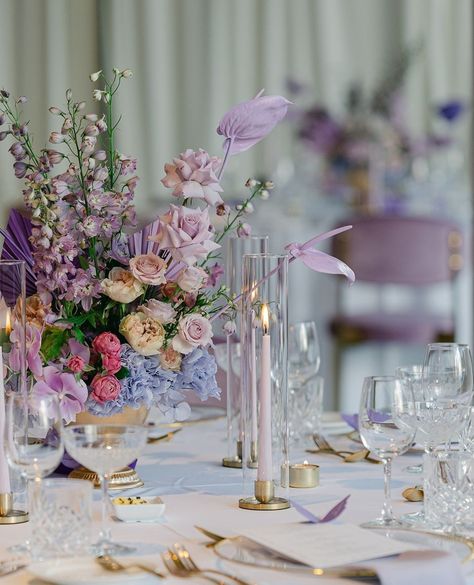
[216,90,291,178]
[285,225,355,283]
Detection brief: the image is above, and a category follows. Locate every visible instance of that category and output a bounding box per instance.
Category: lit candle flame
[261,303,269,335]
[5,310,11,336]
[303,460,309,465]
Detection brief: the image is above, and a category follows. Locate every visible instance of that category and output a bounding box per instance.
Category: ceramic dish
[112,496,165,522]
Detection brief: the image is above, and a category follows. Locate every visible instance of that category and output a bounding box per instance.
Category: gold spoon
[402,486,424,502]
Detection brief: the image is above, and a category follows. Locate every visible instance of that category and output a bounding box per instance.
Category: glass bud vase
[221,236,269,469]
[239,253,289,510]
[0,260,28,524]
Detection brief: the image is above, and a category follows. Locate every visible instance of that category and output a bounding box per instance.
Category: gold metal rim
[222,457,243,469]
[68,466,144,490]
[238,497,290,511]
[0,510,29,524]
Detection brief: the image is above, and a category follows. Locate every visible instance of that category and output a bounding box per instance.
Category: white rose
[138,299,176,324]
[177,266,208,293]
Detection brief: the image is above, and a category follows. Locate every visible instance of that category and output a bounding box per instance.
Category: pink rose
[161,148,224,206]
[138,299,176,324]
[172,314,213,354]
[129,253,167,286]
[92,332,121,356]
[102,353,122,374]
[149,205,220,266]
[177,266,208,293]
[90,374,121,404]
[67,355,86,373]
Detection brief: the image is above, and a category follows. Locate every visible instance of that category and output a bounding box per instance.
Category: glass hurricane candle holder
[0,260,28,525]
[239,253,289,510]
[222,235,269,469]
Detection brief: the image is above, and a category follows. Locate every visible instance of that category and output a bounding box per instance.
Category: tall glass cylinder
[222,236,269,468]
[0,260,28,524]
[239,254,289,510]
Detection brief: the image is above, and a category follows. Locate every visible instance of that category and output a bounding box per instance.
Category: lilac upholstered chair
[329,215,463,403]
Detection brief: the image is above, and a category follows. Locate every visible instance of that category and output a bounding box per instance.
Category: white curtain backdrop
[0,0,471,218]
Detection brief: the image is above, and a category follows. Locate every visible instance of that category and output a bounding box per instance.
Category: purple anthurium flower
[285,225,355,283]
[32,365,88,424]
[216,90,291,178]
[9,322,43,377]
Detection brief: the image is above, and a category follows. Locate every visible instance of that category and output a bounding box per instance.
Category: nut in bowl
[112,496,165,523]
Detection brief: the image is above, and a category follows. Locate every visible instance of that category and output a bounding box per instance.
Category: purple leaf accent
[341,413,359,430]
[320,495,351,523]
[291,495,350,524]
[0,209,37,301]
[216,92,292,157]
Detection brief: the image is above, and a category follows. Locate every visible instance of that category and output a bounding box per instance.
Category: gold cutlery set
[306,432,381,464]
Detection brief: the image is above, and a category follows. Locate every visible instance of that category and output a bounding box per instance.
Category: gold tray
[68,466,144,490]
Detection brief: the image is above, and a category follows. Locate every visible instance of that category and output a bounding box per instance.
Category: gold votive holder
[281,462,319,488]
[239,480,290,511]
[0,492,29,524]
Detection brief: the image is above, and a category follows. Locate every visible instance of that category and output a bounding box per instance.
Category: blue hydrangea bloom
[177,348,221,401]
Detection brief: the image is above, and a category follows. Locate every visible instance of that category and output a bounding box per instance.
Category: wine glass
[63,424,148,555]
[288,321,321,444]
[359,376,415,528]
[396,365,424,474]
[5,392,64,553]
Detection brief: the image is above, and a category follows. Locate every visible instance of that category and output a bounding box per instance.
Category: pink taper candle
[0,349,11,493]
[257,304,272,481]
[250,311,258,444]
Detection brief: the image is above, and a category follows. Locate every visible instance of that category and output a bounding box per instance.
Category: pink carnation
[150,205,220,266]
[67,355,86,373]
[90,374,121,404]
[161,149,223,206]
[102,353,122,375]
[92,332,121,356]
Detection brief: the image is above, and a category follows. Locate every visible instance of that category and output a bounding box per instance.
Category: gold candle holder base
[223,440,243,468]
[68,466,144,490]
[239,480,290,511]
[0,493,28,525]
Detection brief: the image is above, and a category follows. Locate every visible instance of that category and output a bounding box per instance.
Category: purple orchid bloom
[9,322,43,377]
[32,365,88,424]
[68,338,90,364]
[216,90,291,178]
[285,226,355,283]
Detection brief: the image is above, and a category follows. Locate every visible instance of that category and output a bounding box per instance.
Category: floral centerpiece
[0,69,292,424]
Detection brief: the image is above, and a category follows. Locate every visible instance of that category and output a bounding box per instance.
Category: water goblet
[396,365,424,474]
[63,424,148,555]
[359,375,415,528]
[5,392,64,553]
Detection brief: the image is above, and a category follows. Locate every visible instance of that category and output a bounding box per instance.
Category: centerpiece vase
[68,406,148,490]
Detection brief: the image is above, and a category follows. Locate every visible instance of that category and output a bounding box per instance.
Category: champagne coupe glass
[288,321,321,444]
[5,392,64,553]
[63,424,148,555]
[359,376,415,528]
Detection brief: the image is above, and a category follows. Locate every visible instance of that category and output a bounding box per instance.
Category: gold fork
[169,543,253,585]
[96,554,164,579]
[161,550,223,584]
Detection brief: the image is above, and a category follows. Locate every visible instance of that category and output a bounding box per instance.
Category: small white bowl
[112,496,165,523]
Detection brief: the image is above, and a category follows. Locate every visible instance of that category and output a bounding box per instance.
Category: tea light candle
[288,461,319,488]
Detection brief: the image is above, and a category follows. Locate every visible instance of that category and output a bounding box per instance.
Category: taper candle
[250,310,258,444]
[257,304,272,481]
[0,348,10,493]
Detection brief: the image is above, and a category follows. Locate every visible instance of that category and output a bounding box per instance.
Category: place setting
[0,3,473,584]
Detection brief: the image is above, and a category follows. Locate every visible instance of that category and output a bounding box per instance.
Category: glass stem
[98,473,111,544]
[381,458,393,524]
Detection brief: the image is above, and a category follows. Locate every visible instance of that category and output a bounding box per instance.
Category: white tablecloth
[1,415,472,584]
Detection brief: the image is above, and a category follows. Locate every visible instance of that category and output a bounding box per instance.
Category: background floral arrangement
[0,69,291,423]
[287,43,467,211]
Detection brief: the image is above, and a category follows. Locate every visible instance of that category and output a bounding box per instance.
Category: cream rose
[119,312,165,356]
[101,268,144,303]
[159,347,182,371]
[172,314,213,355]
[129,253,167,286]
[177,266,208,293]
[138,299,176,324]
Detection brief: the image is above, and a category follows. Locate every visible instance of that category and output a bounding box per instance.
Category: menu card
[239,524,426,569]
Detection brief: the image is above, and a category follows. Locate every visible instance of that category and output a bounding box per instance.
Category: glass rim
[229,234,269,241]
[242,253,288,260]
[364,375,398,382]
[65,423,146,431]
[427,342,469,348]
[41,477,93,488]
[0,259,26,267]
[289,319,317,328]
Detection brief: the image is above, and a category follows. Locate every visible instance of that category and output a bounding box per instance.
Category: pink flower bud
[49,132,65,144]
[84,123,99,137]
[66,88,72,101]
[92,89,102,102]
[184,292,197,308]
[216,204,230,216]
[94,167,108,181]
[84,114,99,122]
[237,222,252,237]
[45,149,64,165]
[93,150,107,161]
[121,69,133,78]
[49,106,62,115]
[76,101,86,111]
[96,118,107,133]
[0,131,9,141]
[89,70,102,82]
[61,118,73,133]
[223,320,236,335]
[17,96,27,104]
